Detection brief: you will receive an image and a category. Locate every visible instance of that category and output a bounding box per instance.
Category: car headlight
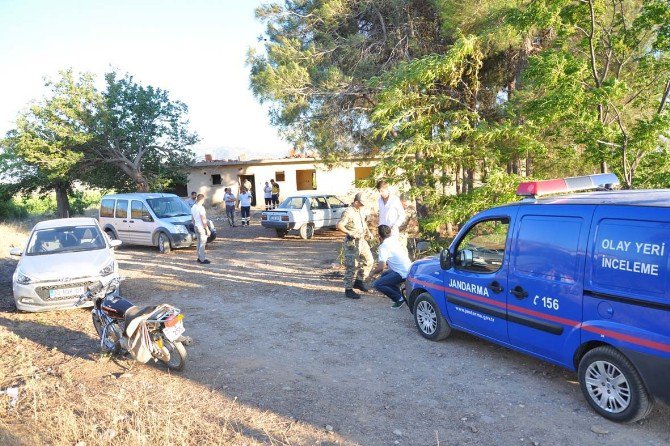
[99,261,115,277]
[172,225,188,234]
[16,270,32,285]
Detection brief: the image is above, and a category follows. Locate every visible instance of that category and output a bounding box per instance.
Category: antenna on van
[516,173,620,198]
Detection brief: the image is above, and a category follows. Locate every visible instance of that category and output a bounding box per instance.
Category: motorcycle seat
[101,296,136,320]
[124,305,158,336]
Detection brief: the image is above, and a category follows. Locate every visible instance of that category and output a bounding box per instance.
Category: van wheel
[413,293,451,341]
[299,224,314,240]
[578,346,652,422]
[276,229,287,238]
[105,229,117,241]
[157,232,171,254]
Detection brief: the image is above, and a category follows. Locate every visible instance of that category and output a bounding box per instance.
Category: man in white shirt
[376,180,406,238]
[367,224,412,308]
[237,187,253,226]
[191,194,210,264]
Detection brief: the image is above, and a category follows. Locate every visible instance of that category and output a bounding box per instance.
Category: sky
[0,0,291,161]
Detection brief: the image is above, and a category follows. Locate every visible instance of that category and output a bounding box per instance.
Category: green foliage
[422,170,523,232]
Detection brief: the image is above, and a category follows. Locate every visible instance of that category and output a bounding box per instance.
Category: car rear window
[513,215,582,282]
[100,199,114,218]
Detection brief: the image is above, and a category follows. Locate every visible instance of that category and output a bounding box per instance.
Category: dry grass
[0,326,344,446]
[0,219,344,446]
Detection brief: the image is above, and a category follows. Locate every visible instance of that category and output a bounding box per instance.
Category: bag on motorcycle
[127,321,153,363]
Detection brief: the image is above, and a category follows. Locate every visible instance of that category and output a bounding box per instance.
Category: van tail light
[516,173,619,198]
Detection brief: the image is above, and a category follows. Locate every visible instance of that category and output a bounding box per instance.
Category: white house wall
[187,160,378,207]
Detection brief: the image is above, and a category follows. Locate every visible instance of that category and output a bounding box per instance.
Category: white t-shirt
[239,192,252,207]
[378,237,412,279]
[264,185,272,199]
[191,203,206,229]
[378,195,406,236]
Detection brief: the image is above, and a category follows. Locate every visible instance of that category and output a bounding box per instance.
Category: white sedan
[261,193,349,239]
[10,217,121,312]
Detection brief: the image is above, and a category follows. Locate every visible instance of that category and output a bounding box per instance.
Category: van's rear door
[506,205,594,368]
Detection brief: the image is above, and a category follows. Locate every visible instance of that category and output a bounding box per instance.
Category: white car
[10,217,121,312]
[261,193,349,239]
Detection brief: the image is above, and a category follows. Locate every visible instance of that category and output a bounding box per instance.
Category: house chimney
[204,154,213,162]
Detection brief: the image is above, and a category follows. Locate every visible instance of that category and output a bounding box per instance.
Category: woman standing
[238,187,253,226]
[263,181,272,210]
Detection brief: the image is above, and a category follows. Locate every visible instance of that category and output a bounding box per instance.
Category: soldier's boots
[353,279,371,293]
[344,288,360,299]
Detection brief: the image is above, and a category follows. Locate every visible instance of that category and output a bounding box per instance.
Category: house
[187,156,378,207]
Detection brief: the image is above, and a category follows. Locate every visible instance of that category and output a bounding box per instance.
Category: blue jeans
[374,270,405,303]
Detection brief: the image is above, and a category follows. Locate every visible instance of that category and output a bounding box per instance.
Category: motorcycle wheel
[158,339,187,372]
[92,313,120,354]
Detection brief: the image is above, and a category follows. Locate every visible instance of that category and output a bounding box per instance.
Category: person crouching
[367,224,411,308]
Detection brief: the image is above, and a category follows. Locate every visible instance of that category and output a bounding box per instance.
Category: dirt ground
[2,214,670,445]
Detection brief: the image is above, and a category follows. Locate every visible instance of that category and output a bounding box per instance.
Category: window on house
[296,169,317,190]
[211,174,222,185]
[275,171,285,182]
[354,166,373,181]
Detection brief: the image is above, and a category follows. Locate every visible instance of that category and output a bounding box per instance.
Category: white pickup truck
[261,193,349,239]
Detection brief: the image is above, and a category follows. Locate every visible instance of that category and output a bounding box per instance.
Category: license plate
[163,322,185,341]
[270,215,281,221]
[49,286,85,299]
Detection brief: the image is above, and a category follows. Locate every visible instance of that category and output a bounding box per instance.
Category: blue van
[404,174,670,422]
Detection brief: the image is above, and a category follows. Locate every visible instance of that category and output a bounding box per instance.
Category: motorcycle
[76,279,188,371]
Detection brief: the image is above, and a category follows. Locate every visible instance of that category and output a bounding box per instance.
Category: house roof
[191,157,378,168]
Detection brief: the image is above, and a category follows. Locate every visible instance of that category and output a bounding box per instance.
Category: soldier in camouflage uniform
[337,192,374,299]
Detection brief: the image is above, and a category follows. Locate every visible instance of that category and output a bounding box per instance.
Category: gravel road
[2,216,669,445]
[111,219,670,446]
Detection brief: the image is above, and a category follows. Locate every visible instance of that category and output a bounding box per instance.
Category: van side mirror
[439,248,452,270]
[142,215,154,223]
[9,248,23,256]
[458,249,474,267]
[109,240,122,248]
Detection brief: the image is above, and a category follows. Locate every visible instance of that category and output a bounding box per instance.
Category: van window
[513,216,582,282]
[591,219,668,295]
[115,200,128,219]
[100,199,115,218]
[455,218,509,273]
[131,200,151,220]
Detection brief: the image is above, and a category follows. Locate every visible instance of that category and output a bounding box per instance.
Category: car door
[326,195,347,227]
[129,200,154,245]
[114,199,131,243]
[309,197,328,229]
[505,205,593,367]
[445,215,514,342]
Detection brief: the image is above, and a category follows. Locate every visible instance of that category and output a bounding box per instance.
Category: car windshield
[26,225,106,256]
[279,197,306,209]
[146,197,191,218]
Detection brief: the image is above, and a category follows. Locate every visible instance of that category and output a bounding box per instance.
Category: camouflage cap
[353,192,364,205]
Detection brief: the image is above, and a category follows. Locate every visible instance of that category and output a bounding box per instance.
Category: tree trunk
[55,183,70,218]
[525,157,533,177]
[467,168,474,193]
[134,171,149,192]
[413,151,429,218]
[455,164,461,195]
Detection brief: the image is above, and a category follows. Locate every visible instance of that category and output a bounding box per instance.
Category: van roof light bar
[516,173,619,198]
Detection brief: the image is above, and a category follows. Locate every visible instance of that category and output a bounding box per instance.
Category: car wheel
[157,232,171,254]
[413,293,451,341]
[578,346,652,422]
[105,229,117,241]
[276,229,287,238]
[299,223,314,240]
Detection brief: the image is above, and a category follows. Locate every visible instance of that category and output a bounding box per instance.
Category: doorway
[296,169,317,191]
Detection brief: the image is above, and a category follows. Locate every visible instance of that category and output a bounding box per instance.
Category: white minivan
[99,193,216,253]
